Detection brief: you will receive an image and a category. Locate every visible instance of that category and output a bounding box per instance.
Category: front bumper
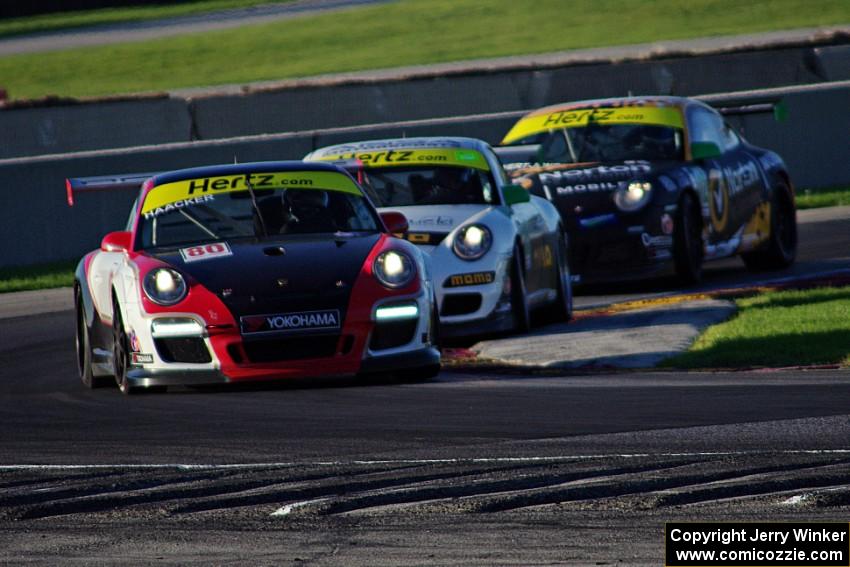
[124,292,438,387]
[570,224,673,284]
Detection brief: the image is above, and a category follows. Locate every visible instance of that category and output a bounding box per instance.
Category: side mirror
[690,141,722,161]
[502,183,531,206]
[101,231,132,253]
[380,211,409,235]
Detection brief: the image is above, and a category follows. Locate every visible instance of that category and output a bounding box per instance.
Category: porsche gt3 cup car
[68,161,440,394]
[304,137,572,338]
[497,96,797,284]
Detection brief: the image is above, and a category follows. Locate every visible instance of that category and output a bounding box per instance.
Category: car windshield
[359,166,498,207]
[532,124,684,163]
[137,187,380,249]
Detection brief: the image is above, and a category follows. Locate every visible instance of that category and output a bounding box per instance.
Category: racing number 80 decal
[708,168,729,233]
[180,242,233,263]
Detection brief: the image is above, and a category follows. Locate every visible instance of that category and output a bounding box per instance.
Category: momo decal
[444,271,496,288]
[502,106,684,144]
[241,310,341,334]
[142,171,361,214]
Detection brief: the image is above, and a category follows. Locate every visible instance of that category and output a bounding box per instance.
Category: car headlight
[614,181,653,212]
[452,224,492,261]
[373,250,415,289]
[143,268,187,306]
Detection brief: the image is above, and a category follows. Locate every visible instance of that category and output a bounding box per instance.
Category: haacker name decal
[241,309,341,334]
[141,171,362,215]
[313,148,490,171]
[502,106,684,145]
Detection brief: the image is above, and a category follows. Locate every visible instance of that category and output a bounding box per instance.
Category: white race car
[305,137,572,337]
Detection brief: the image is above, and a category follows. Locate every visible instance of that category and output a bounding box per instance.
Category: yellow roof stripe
[501,106,685,145]
[312,148,490,171]
[141,171,361,214]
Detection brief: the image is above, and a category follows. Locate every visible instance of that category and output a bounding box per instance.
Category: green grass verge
[0,1,295,39]
[796,186,850,210]
[0,261,77,294]
[1,0,848,99]
[662,286,850,368]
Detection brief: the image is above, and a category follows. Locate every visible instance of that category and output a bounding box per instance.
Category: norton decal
[502,106,684,145]
[180,242,233,263]
[312,148,490,171]
[538,163,651,195]
[241,309,341,334]
[708,168,729,232]
[141,171,361,215]
[723,160,759,197]
[445,271,496,288]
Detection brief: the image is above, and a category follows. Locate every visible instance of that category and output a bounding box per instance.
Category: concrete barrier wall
[0,97,192,159]
[3,41,848,158]
[0,83,847,269]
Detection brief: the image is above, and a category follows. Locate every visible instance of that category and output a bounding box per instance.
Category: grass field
[796,186,850,210]
[0,0,848,99]
[663,286,850,368]
[0,261,77,294]
[0,1,295,39]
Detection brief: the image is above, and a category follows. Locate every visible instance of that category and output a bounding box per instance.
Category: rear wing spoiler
[706,96,788,122]
[65,172,159,206]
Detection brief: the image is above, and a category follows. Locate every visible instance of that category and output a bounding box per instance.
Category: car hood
[150,233,381,324]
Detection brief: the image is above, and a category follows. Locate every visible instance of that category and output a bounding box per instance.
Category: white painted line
[271,497,331,517]
[2,450,850,471]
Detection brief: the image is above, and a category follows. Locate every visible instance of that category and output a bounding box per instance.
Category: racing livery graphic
[305,137,572,337]
[498,96,797,284]
[69,162,439,394]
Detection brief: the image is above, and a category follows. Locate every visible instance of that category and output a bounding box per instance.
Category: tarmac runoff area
[468,297,736,370]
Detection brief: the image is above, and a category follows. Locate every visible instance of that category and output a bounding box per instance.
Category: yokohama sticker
[180,242,233,263]
[241,310,341,334]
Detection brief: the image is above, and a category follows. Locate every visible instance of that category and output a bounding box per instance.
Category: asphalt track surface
[1,207,849,565]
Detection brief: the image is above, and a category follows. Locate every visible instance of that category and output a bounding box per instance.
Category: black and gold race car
[497,96,797,284]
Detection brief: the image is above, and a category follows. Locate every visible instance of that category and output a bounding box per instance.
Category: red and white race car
[70,161,440,394]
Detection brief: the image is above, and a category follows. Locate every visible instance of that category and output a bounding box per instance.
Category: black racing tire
[510,246,531,333]
[550,231,574,323]
[76,288,107,389]
[112,297,139,396]
[673,192,704,285]
[429,292,441,352]
[742,182,797,271]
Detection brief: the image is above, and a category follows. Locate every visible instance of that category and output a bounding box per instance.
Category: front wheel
[112,299,138,396]
[76,289,107,389]
[550,231,573,323]
[742,182,797,271]
[510,247,531,333]
[673,192,704,284]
